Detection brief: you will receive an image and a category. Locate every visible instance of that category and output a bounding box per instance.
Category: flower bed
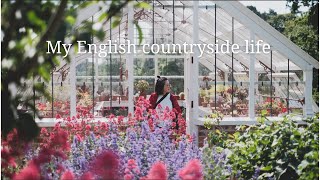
[5,97,316,179]
[2,98,231,180]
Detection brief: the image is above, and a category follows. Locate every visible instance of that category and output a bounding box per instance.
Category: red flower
[13,161,40,180]
[143,161,167,180]
[178,159,203,180]
[89,151,119,179]
[61,170,74,180]
[281,107,287,113]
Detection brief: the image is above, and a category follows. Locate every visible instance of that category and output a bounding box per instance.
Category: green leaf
[271,139,278,147]
[112,18,121,28]
[99,12,108,22]
[228,134,234,139]
[79,1,96,9]
[298,160,309,171]
[216,129,221,135]
[38,66,50,81]
[134,2,151,9]
[27,11,46,31]
[66,15,76,25]
[134,22,143,45]
[261,165,272,171]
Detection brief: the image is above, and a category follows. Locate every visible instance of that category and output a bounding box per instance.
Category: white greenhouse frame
[34,1,318,140]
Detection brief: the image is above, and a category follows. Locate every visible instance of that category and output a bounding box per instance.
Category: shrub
[225,113,319,179]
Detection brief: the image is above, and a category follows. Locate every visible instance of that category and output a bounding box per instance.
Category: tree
[286,0,319,104]
[247,4,319,104]
[1,0,148,140]
[286,0,319,33]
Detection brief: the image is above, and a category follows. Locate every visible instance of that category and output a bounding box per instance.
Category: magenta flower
[89,151,119,179]
[142,161,167,180]
[178,159,203,180]
[61,170,74,180]
[13,161,40,180]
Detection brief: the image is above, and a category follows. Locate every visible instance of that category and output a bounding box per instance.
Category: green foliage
[159,59,184,76]
[223,114,319,179]
[202,112,232,179]
[134,58,155,76]
[312,88,319,105]
[287,0,319,32]
[284,15,318,60]
[204,112,231,148]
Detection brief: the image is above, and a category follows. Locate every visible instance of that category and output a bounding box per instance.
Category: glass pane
[158,58,184,76]
[134,58,155,76]
[53,81,71,118]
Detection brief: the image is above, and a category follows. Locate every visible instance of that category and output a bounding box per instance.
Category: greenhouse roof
[71,0,318,76]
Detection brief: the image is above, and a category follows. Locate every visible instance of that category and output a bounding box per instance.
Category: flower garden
[1,0,319,179]
[2,97,319,179]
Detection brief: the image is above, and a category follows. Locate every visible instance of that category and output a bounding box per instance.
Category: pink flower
[128,159,136,167]
[124,174,133,180]
[40,128,48,135]
[85,125,91,131]
[101,122,108,131]
[56,114,61,119]
[13,161,40,180]
[56,164,65,174]
[118,116,124,124]
[64,110,69,115]
[80,172,94,180]
[143,161,167,180]
[1,147,17,168]
[89,151,119,179]
[178,159,203,180]
[61,170,74,180]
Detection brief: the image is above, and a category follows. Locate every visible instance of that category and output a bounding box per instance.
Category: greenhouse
[27,1,318,133]
[2,0,319,179]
